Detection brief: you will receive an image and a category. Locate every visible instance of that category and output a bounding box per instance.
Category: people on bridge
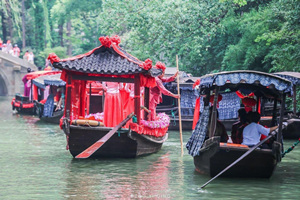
[6,40,13,55]
[0,38,2,51]
[13,44,20,57]
[23,50,29,60]
[28,51,34,64]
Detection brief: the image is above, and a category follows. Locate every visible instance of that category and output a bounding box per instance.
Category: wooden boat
[274,72,300,139]
[11,70,60,114]
[186,70,292,178]
[32,73,65,124]
[49,35,169,158]
[157,76,199,130]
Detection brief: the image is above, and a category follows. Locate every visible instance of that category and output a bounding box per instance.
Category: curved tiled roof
[51,45,161,76]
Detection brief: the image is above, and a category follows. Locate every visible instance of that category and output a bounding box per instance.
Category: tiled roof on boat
[48,36,161,76]
[51,46,144,75]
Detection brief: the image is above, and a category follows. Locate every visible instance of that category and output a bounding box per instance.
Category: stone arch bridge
[0,51,37,96]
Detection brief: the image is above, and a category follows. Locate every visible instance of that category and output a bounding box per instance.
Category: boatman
[149,62,180,121]
[242,112,278,148]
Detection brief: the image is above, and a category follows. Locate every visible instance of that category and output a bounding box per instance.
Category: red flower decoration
[99,36,112,48]
[242,97,257,107]
[47,53,60,64]
[110,35,121,46]
[155,61,166,72]
[140,59,153,70]
[193,79,200,89]
[209,94,223,104]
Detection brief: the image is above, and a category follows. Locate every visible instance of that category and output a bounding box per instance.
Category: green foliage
[39,46,67,61]
[1,0,299,76]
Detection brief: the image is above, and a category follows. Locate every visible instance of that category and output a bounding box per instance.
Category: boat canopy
[32,73,66,89]
[274,72,300,86]
[48,35,163,127]
[199,70,292,93]
[25,70,61,80]
[48,38,161,79]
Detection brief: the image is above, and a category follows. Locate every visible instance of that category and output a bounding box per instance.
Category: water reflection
[64,153,174,199]
[1,96,300,200]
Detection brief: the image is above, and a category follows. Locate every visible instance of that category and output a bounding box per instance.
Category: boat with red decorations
[187,70,291,178]
[11,69,61,114]
[48,35,169,158]
[32,73,66,124]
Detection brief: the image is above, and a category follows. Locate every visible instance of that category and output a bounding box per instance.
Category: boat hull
[12,101,35,114]
[68,125,167,158]
[193,137,281,178]
[282,118,300,139]
[35,101,63,124]
[168,117,193,130]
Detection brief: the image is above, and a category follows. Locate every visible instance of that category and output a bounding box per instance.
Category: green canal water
[1,96,300,199]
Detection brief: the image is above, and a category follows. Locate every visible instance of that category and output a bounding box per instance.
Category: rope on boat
[282,138,300,158]
[171,110,176,126]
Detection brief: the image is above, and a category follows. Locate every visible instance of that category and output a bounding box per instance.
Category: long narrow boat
[48,35,169,158]
[157,76,199,130]
[274,72,300,139]
[186,70,292,178]
[11,70,60,114]
[32,73,65,124]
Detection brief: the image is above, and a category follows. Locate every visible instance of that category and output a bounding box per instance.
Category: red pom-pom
[47,53,60,64]
[99,36,112,48]
[155,61,166,72]
[140,58,153,70]
[193,79,200,89]
[242,97,257,107]
[110,35,121,46]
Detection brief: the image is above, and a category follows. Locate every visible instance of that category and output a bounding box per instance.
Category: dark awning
[199,70,292,93]
[32,74,65,89]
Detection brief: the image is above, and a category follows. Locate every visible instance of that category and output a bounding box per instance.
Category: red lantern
[242,97,257,107]
[209,94,223,104]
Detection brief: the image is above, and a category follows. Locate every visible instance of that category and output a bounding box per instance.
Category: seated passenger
[207,107,228,142]
[242,112,278,147]
[231,108,247,144]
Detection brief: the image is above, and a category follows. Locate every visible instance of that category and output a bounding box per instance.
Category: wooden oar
[201,131,277,188]
[75,112,135,159]
[176,55,184,155]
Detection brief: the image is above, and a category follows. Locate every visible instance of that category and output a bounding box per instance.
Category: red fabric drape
[129,123,168,137]
[33,85,38,100]
[192,97,200,130]
[258,98,261,114]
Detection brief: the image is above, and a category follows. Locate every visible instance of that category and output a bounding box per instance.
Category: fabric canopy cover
[274,72,300,86]
[32,73,65,89]
[199,70,292,93]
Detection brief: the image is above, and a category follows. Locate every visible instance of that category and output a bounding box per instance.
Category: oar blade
[75,141,104,159]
